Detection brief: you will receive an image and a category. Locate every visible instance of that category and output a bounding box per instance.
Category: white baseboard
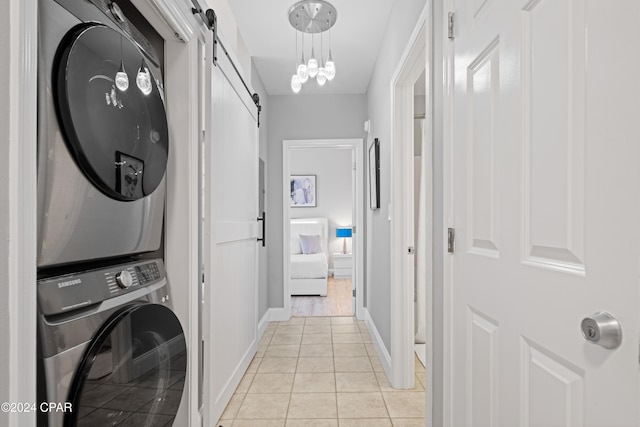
[213,308,289,422]
[364,308,392,380]
[212,338,256,424]
[213,309,291,424]
[257,310,271,340]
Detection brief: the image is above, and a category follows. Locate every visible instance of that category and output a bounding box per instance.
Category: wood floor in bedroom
[291,277,353,317]
[216,316,426,426]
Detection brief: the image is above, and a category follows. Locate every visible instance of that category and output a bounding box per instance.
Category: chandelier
[288,0,337,93]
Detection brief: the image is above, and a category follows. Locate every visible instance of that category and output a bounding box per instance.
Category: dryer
[37,0,169,268]
[37,258,186,426]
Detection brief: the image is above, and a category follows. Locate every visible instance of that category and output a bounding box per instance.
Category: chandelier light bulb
[297,62,309,83]
[115,61,129,91]
[317,67,327,86]
[325,50,336,81]
[291,74,302,93]
[136,60,152,95]
[308,55,319,78]
[297,47,309,83]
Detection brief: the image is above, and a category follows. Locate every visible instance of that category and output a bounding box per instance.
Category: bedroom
[288,146,355,317]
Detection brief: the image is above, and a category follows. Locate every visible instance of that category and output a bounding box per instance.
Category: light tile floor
[216,316,426,427]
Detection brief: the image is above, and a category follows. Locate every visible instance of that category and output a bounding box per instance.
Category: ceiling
[227,0,396,96]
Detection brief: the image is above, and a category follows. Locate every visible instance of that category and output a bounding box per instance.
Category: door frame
[6,1,38,425]
[282,139,365,320]
[442,1,454,424]
[389,0,433,403]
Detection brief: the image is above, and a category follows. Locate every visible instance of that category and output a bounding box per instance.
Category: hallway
[217,316,425,426]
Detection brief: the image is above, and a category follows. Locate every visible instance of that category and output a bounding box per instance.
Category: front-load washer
[37,258,186,426]
[37,0,169,268]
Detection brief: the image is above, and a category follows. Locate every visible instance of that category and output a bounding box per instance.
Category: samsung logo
[58,279,81,289]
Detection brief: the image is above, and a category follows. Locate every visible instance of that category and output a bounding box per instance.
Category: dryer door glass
[65,304,186,426]
[56,24,169,201]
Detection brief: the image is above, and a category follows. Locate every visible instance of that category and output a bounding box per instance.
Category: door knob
[580,312,622,349]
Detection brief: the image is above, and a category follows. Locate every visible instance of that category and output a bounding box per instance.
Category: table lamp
[336,227,352,254]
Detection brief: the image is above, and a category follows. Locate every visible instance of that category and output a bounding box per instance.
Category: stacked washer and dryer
[36,0,186,425]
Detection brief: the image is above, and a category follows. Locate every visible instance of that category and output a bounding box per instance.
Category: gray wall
[267,94,367,308]
[0,4,10,416]
[364,0,428,354]
[290,148,353,268]
[252,62,270,322]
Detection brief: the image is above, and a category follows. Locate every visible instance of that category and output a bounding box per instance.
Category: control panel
[37,259,165,316]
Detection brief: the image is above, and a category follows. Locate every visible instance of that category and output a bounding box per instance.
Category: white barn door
[204,47,259,424]
[446,0,640,426]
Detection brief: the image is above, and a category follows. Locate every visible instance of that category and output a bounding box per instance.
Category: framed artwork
[290,175,317,207]
[369,138,380,209]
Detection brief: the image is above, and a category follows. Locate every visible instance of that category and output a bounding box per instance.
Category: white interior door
[446,0,640,426]
[204,50,259,424]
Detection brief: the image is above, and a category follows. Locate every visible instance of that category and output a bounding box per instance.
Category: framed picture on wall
[369,139,380,209]
[290,175,317,207]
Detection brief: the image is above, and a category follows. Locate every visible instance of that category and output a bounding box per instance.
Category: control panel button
[115,270,133,289]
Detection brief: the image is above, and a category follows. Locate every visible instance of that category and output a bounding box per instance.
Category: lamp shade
[336,227,352,238]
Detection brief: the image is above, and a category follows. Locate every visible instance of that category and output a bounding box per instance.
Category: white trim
[422,3,435,426]
[132,0,205,43]
[282,139,365,320]
[164,36,203,427]
[8,0,38,425]
[258,309,272,338]
[442,1,455,425]
[143,0,196,42]
[364,309,392,378]
[389,2,431,392]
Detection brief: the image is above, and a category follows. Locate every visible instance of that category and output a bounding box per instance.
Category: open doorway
[288,146,354,316]
[282,139,364,320]
[389,2,432,393]
[413,69,428,368]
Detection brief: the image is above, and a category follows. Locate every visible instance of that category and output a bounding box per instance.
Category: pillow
[290,236,302,255]
[299,234,322,254]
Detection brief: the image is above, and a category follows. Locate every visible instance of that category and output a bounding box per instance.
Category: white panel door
[206,55,259,423]
[447,0,640,426]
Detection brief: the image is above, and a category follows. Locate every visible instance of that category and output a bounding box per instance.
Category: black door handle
[257,212,266,247]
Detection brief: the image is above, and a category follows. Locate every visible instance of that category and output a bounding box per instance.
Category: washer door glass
[56,24,169,201]
[65,304,186,426]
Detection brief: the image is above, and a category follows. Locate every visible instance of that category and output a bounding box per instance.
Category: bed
[290,217,329,296]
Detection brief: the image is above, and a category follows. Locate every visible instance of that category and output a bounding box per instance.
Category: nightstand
[333,253,352,278]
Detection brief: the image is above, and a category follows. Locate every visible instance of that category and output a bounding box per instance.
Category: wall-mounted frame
[369,138,380,209]
[290,175,317,207]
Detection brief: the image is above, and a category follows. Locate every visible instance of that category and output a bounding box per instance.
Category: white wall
[290,148,353,268]
[364,0,428,356]
[267,94,367,308]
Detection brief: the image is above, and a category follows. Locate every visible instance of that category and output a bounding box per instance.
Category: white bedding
[290,253,328,279]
